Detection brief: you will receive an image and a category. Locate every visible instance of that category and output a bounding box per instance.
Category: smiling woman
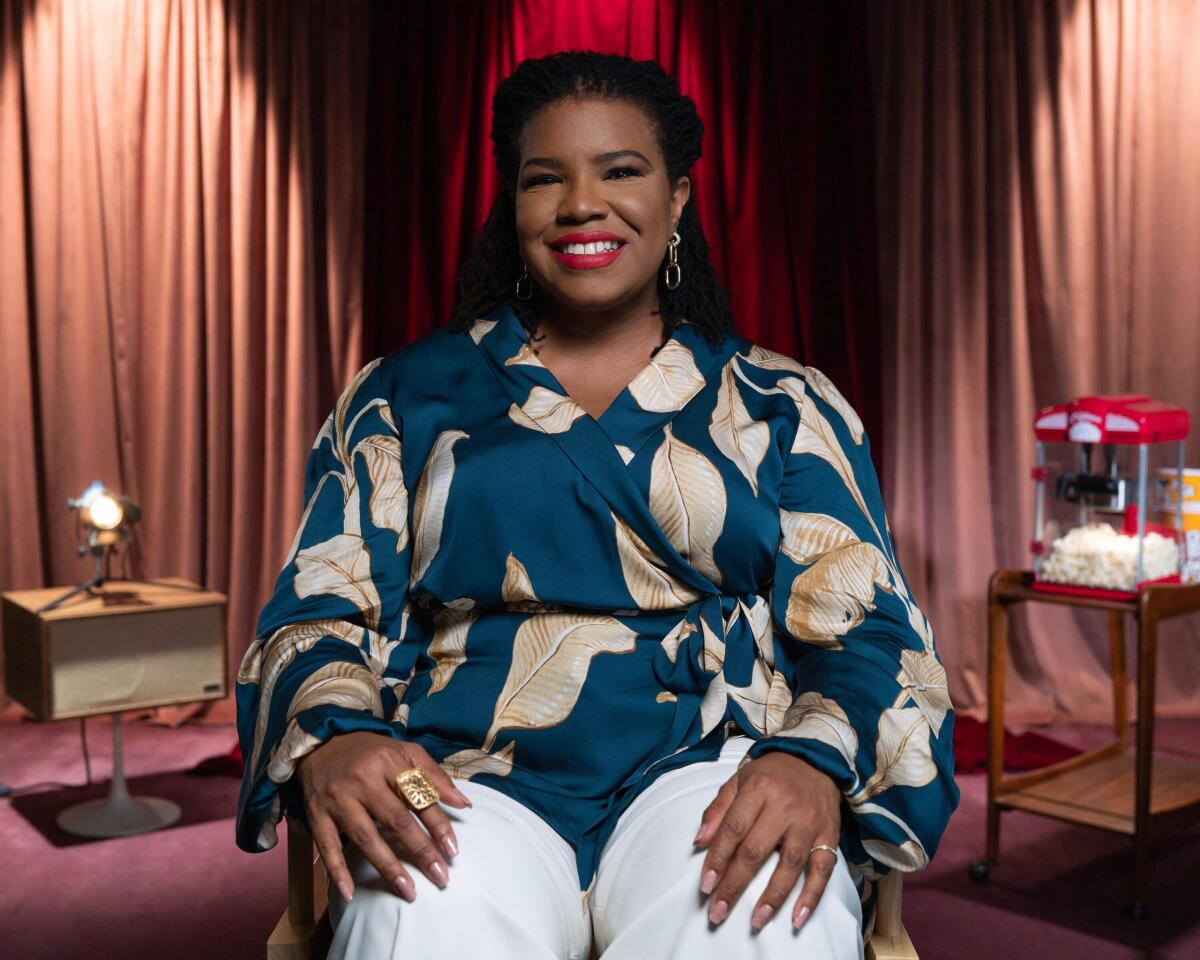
[236,51,958,960]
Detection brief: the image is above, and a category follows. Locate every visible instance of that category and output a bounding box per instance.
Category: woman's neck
[533,293,665,358]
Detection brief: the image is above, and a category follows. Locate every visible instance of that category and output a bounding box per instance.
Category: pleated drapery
[0,1,877,723]
[4,1,1200,725]
[872,0,1200,723]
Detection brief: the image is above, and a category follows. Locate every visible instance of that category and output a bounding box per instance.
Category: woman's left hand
[693,751,842,932]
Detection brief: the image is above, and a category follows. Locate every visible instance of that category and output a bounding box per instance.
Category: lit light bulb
[89,495,124,531]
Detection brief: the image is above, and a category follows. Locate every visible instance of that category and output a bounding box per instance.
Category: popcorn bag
[1157,467,1200,584]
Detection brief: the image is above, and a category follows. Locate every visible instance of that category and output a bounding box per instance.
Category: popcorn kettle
[1031,396,1190,599]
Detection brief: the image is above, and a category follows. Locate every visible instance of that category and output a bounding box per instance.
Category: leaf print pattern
[245,618,365,776]
[502,553,539,604]
[699,671,728,737]
[894,649,952,737]
[411,429,468,582]
[744,345,864,444]
[355,433,408,552]
[738,595,773,664]
[784,541,894,648]
[267,724,324,784]
[294,533,382,628]
[468,318,498,343]
[312,358,381,465]
[504,341,545,367]
[649,423,727,585]
[612,510,703,609]
[708,360,771,495]
[659,616,697,663]
[771,691,860,776]
[780,511,859,566]
[862,837,929,872]
[427,606,479,694]
[764,670,793,734]
[483,614,637,750]
[627,338,706,412]
[851,708,937,802]
[237,308,958,915]
[440,741,516,780]
[285,661,384,721]
[726,658,774,734]
[792,391,882,544]
[509,385,587,434]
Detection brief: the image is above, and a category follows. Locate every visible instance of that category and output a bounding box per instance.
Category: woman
[235,51,959,959]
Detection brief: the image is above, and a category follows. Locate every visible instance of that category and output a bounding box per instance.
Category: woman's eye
[606,166,642,180]
[521,174,557,189]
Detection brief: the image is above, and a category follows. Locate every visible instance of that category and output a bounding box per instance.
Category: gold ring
[393,767,440,811]
[809,843,839,858]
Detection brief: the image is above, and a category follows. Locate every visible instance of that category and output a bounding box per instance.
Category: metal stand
[35,550,204,616]
[56,712,181,838]
[37,551,107,615]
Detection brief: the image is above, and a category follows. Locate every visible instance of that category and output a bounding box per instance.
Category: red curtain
[361,0,881,454]
[0,0,878,722]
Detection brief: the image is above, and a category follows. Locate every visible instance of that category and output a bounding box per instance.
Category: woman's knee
[327,781,590,959]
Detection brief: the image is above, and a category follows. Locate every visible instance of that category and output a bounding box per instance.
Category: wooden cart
[971,569,1200,916]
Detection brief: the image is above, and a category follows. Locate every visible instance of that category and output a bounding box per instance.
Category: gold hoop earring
[516,261,533,301]
[664,232,682,290]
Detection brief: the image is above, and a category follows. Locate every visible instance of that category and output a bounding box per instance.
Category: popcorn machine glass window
[1032,396,1190,599]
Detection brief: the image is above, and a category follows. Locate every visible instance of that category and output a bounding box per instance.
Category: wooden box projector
[2,579,228,720]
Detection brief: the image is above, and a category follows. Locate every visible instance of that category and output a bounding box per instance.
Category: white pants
[327,736,865,959]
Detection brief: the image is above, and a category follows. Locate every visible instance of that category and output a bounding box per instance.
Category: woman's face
[514,97,691,318]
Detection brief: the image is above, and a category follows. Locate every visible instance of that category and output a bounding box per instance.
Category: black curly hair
[448,50,735,347]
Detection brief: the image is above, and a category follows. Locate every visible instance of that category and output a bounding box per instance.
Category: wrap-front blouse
[234,301,960,936]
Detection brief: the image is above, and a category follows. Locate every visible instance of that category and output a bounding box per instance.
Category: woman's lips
[549,244,627,270]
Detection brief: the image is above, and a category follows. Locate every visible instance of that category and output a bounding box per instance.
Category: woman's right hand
[295,731,472,903]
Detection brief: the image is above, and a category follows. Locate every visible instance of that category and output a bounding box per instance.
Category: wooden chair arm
[266,818,330,960]
[867,871,918,960]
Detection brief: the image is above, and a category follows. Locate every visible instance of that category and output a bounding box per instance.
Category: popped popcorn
[1039,523,1179,592]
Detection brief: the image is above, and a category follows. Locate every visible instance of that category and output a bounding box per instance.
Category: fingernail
[709,899,729,924]
[430,861,448,888]
[693,824,706,845]
[793,905,811,932]
[337,881,353,902]
[751,903,773,931]
[443,833,459,858]
[456,787,473,807]
[393,876,413,901]
[700,869,719,895]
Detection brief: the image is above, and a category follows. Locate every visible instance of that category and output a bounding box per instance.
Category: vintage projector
[1031,395,1190,598]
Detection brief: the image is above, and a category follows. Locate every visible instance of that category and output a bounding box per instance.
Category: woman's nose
[557,177,606,222]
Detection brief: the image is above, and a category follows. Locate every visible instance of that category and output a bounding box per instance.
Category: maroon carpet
[2,715,1198,959]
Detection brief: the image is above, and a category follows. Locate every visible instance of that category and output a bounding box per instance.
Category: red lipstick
[548,231,628,271]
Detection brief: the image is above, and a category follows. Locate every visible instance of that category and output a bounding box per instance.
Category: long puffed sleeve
[744,364,959,879]
[235,358,421,853]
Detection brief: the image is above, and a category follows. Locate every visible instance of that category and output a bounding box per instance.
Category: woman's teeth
[560,240,622,255]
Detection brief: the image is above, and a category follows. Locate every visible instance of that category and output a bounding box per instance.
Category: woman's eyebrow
[594,149,652,166]
[520,149,654,171]
[520,156,561,170]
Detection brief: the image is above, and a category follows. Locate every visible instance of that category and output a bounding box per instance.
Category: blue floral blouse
[235,301,959,936]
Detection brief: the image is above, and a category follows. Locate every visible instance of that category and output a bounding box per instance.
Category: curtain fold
[10,0,1195,726]
[0,0,374,723]
[1,0,878,723]
[872,0,1200,723]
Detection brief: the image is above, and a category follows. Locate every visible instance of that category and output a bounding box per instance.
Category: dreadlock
[448,51,735,347]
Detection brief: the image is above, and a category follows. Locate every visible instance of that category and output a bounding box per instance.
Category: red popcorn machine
[1031,395,1191,600]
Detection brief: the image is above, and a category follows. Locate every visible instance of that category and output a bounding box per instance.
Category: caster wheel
[1122,898,1148,921]
[968,858,992,883]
